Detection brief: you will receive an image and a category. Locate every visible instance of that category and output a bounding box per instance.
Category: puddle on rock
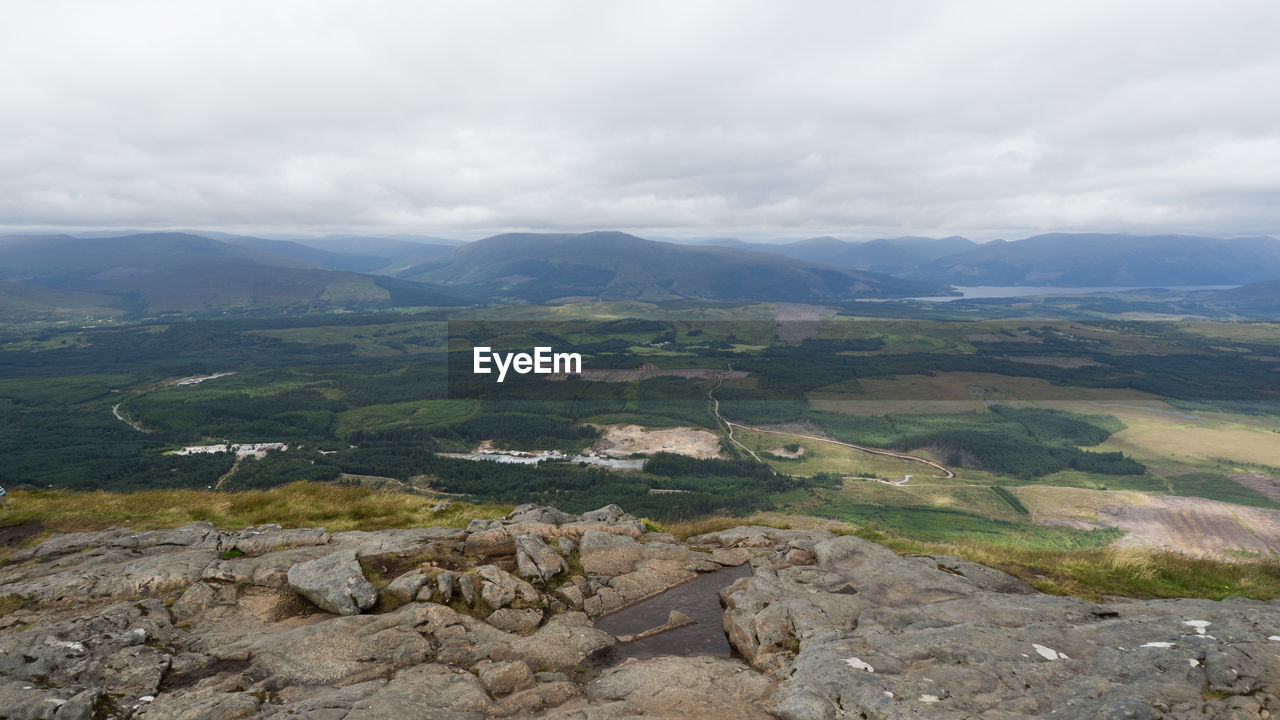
[595,562,752,661]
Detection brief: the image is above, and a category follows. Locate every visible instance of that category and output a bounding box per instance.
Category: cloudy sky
[2,1,1278,241]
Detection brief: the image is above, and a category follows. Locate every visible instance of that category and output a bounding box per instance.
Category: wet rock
[513,532,568,585]
[285,549,377,616]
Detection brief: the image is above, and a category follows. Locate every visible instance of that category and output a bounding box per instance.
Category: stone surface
[475,564,541,610]
[285,549,378,616]
[514,532,569,584]
[579,529,645,575]
[4,506,1278,720]
[476,659,535,695]
[384,569,430,603]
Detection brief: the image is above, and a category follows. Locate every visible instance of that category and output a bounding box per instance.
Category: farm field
[3,301,1280,561]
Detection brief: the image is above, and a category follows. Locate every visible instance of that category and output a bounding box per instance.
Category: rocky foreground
[1,505,1278,719]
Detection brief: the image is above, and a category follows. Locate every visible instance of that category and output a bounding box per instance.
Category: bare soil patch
[776,303,834,342]
[0,521,43,548]
[766,446,805,459]
[592,425,725,459]
[1229,473,1280,502]
[1099,496,1280,558]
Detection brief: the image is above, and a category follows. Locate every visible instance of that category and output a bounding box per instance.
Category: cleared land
[1100,496,1280,558]
[592,424,725,459]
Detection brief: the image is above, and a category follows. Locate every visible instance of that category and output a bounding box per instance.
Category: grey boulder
[286,550,378,616]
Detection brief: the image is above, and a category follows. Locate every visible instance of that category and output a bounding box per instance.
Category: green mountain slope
[905,233,1280,286]
[400,231,948,301]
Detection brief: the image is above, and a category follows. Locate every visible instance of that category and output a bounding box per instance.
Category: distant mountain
[684,235,977,274]
[399,231,947,302]
[905,233,1280,286]
[293,235,457,274]
[767,236,977,273]
[217,235,401,274]
[0,232,467,314]
[1204,278,1280,316]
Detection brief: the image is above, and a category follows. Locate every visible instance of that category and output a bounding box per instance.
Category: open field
[1101,495,1280,558]
[334,399,479,436]
[732,426,932,479]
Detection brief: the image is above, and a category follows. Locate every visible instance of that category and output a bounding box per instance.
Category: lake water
[595,562,753,660]
[909,285,1239,303]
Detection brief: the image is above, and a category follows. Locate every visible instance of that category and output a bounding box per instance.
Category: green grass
[334,399,479,436]
[811,501,1122,551]
[854,527,1280,602]
[1165,473,1280,509]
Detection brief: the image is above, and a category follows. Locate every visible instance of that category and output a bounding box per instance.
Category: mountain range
[4,229,1280,319]
[397,231,942,302]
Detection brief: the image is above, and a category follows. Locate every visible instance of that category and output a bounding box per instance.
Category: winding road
[707,368,955,480]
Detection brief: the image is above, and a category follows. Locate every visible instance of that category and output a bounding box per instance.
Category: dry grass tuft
[1,481,509,534]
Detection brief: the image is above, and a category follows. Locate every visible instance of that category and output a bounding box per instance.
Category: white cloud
[1,0,1278,241]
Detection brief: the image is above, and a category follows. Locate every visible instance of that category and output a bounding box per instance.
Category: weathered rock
[505,504,577,525]
[508,612,615,671]
[286,550,377,616]
[4,547,219,605]
[514,532,568,584]
[458,572,478,606]
[475,659,534,695]
[579,530,645,575]
[235,603,436,685]
[384,569,430,603]
[220,525,330,556]
[433,569,455,603]
[566,655,775,720]
[6,511,1280,720]
[170,580,219,624]
[485,607,544,634]
[475,564,541,610]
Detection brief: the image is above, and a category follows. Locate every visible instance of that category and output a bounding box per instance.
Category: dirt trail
[111,403,147,433]
[706,367,954,479]
[214,456,243,490]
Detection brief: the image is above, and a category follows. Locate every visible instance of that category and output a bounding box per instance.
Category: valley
[4,296,1280,576]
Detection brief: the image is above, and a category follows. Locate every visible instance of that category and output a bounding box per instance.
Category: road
[707,367,955,480]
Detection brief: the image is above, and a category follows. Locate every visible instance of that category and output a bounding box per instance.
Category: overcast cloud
[2,1,1279,241]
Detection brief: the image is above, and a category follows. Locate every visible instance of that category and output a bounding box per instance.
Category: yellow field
[1013,485,1149,525]
[1030,400,1280,469]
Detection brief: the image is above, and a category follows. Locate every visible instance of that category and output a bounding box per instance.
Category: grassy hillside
[402,231,949,301]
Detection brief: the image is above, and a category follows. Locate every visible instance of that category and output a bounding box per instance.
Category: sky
[2,1,1279,242]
